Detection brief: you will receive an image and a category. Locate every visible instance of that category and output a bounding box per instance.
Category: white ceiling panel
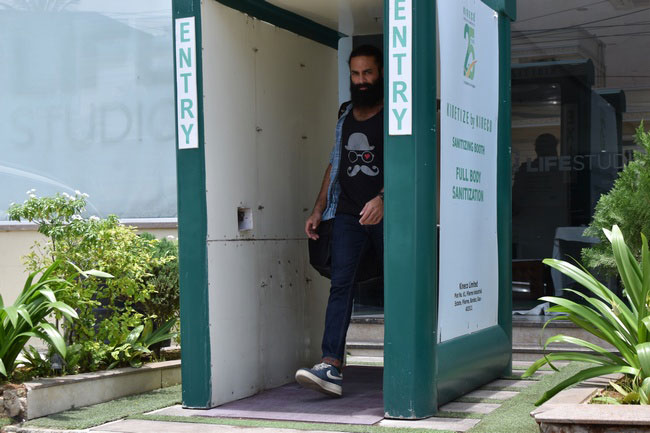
[266,0,384,35]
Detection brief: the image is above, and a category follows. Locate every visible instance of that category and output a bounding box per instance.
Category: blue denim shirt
[322,103,354,221]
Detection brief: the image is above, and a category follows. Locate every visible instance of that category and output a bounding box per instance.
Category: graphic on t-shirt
[345,132,380,177]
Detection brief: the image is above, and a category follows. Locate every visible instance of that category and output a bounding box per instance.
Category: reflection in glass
[0,0,175,219]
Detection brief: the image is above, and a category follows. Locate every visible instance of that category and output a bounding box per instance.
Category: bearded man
[295,44,384,397]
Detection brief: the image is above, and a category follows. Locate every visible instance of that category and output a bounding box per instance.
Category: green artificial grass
[133,415,454,433]
[467,362,589,433]
[512,363,564,372]
[479,385,529,392]
[434,411,484,419]
[24,385,182,430]
[501,374,541,381]
[455,397,507,404]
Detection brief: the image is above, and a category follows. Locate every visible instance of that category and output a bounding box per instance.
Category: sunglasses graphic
[348,150,374,163]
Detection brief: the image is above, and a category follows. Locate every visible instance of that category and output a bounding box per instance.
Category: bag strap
[338,101,352,119]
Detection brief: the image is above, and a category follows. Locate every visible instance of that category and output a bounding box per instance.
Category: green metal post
[383,0,438,419]
[172,0,212,408]
[496,12,513,378]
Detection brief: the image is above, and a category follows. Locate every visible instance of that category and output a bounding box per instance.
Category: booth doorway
[173,0,513,420]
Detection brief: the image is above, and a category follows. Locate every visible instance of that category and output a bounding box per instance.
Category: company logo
[326,370,342,381]
[462,7,476,82]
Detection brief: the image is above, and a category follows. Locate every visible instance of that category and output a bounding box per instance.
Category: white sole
[295,370,342,397]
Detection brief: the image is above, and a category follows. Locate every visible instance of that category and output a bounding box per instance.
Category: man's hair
[348,44,383,68]
[534,133,558,157]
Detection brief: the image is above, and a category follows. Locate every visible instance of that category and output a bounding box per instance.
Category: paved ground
[4,360,555,433]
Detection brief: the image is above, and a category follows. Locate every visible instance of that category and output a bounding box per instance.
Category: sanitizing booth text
[173,0,515,418]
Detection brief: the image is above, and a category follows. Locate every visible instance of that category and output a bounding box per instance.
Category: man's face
[349,55,383,107]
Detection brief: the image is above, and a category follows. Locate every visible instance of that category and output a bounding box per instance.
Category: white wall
[201,1,336,405]
[0,225,177,306]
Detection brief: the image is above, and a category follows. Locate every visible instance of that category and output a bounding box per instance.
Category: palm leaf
[543,334,625,365]
[48,301,79,321]
[82,269,114,279]
[38,287,57,303]
[25,279,70,303]
[562,289,636,346]
[0,358,6,377]
[3,305,19,329]
[637,343,650,377]
[609,380,629,397]
[37,323,67,358]
[535,365,639,405]
[641,378,650,405]
[523,352,619,378]
[144,319,177,347]
[607,226,643,310]
[539,296,638,364]
[126,325,144,345]
[544,258,637,330]
[21,269,38,294]
[543,258,626,307]
[642,316,650,335]
[640,233,650,343]
[16,305,33,328]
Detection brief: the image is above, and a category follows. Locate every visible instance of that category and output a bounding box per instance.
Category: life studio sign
[175,17,199,150]
[388,0,412,136]
[437,0,499,342]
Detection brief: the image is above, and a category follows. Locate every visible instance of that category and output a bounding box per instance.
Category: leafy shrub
[139,233,179,331]
[524,225,650,405]
[7,192,168,372]
[582,123,650,275]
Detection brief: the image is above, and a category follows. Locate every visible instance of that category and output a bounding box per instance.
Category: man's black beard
[350,79,383,108]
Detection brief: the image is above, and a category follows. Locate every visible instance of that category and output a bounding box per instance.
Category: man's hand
[359,195,383,225]
[305,212,322,240]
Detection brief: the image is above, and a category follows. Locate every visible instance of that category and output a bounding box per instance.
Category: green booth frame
[172,0,515,419]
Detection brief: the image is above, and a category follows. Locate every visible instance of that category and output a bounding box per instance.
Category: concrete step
[346,315,616,349]
[346,341,384,357]
[345,314,618,363]
[511,316,617,350]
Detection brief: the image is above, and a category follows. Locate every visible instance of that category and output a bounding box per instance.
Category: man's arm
[305,164,332,240]
[359,187,383,225]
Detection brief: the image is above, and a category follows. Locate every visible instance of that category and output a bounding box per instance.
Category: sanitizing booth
[173,0,515,419]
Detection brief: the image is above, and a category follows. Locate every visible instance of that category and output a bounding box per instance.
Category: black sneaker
[295,362,343,397]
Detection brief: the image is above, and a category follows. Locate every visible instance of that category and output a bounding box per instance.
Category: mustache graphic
[347,165,380,177]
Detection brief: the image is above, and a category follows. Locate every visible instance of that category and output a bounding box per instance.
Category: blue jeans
[321,213,384,362]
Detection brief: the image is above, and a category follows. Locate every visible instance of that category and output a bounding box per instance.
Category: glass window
[0,0,175,219]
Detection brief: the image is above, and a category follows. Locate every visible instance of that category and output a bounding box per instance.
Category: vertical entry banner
[388,0,412,135]
[438,0,499,342]
[175,17,199,149]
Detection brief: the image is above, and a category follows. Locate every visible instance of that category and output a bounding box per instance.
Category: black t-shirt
[336,108,384,216]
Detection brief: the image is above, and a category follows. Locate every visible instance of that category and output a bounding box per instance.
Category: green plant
[139,233,179,331]
[14,346,53,380]
[592,376,648,405]
[523,225,650,405]
[108,318,177,369]
[8,192,166,372]
[582,122,650,275]
[0,261,109,379]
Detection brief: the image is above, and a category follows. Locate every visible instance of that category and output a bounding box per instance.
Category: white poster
[437,0,499,342]
[175,17,199,150]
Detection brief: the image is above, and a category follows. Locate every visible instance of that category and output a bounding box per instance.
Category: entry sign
[438,0,499,342]
[175,17,199,150]
[388,0,412,135]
